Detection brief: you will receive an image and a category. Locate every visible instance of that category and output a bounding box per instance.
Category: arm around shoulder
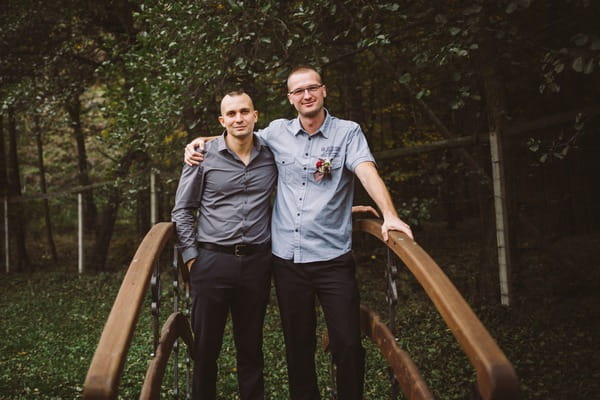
[184,135,219,166]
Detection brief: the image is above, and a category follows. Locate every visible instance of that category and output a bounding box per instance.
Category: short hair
[223,89,249,98]
[220,89,255,112]
[287,65,322,88]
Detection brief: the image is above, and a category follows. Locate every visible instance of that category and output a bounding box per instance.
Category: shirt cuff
[180,246,199,265]
[350,156,376,172]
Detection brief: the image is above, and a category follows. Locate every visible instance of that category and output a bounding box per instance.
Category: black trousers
[189,248,272,400]
[273,252,365,400]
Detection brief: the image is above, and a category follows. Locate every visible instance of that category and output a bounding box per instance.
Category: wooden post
[478,27,513,306]
[78,192,84,274]
[3,196,8,273]
[150,170,157,226]
[489,131,511,305]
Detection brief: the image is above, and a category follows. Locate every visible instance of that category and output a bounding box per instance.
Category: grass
[1,226,599,399]
[0,268,391,399]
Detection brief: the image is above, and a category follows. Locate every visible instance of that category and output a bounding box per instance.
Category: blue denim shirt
[258,110,375,263]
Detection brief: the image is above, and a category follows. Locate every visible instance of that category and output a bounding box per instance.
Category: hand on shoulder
[184,137,207,166]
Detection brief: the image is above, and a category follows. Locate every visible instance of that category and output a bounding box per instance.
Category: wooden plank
[83,222,175,399]
[323,305,434,400]
[140,312,194,400]
[354,219,519,400]
[359,305,434,400]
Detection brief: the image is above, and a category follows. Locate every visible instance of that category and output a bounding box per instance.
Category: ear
[218,116,226,128]
[253,110,258,122]
[322,85,327,98]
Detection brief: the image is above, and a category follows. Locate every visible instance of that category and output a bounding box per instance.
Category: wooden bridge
[82,220,519,399]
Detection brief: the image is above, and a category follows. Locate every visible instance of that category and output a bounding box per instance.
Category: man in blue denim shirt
[186,66,413,400]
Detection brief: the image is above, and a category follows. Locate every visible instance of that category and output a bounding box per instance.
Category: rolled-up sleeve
[345,124,375,172]
[171,163,203,263]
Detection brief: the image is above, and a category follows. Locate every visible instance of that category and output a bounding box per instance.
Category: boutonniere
[314,158,332,182]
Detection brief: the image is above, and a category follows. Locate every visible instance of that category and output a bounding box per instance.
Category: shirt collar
[218,131,264,153]
[292,108,331,138]
[216,132,228,152]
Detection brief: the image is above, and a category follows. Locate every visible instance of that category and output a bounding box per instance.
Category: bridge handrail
[354,219,519,400]
[140,312,194,399]
[83,222,176,399]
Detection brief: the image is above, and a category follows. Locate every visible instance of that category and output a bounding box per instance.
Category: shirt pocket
[276,155,296,184]
[331,158,343,171]
[328,158,344,180]
[311,157,344,185]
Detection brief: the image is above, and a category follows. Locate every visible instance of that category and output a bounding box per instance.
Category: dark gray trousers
[190,248,271,400]
[273,252,365,400]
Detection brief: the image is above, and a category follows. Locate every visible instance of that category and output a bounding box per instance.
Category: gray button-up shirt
[171,134,276,264]
[257,110,375,263]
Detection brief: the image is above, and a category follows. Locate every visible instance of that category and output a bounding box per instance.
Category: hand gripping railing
[83,222,193,399]
[349,219,519,400]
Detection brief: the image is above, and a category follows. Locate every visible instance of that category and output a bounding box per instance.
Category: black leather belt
[197,241,270,256]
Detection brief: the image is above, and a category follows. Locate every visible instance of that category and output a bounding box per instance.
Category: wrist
[382,210,398,219]
[186,259,195,270]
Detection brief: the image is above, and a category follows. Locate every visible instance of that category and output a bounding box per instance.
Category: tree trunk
[136,182,151,240]
[91,190,121,271]
[34,115,58,263]
[66,91,97,233]
[89,151,147,270]
[6,107,30,272]
[338,59,366,129]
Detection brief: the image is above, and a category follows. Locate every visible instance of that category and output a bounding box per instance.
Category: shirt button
[302,182,305,186]
[305,153,308,156]
[295,229,298,232]
[304,167,307,170]
[297,213,300,216]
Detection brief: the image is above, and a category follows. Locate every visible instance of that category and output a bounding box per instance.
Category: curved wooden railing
[352,219,520,400]
[140,312,194,398]
[83,222,192,399]
[84,220,518,399]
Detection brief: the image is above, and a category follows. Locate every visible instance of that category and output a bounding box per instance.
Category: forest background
[1,0,599,399]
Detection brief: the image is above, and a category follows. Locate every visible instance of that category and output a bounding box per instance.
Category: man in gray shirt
[172,90,276,400]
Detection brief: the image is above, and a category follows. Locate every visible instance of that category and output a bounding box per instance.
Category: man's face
[218,93,258,139]
[287,69,326,118]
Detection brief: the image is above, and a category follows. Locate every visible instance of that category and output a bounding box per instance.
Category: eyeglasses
[288,84,324,97]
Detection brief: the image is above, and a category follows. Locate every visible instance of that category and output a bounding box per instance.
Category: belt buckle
[234,244,247,257]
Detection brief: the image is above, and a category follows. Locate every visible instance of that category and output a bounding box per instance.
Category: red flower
[314,158,332,182]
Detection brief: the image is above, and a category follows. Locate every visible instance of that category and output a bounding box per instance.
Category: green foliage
[3,0,597,219]
[0,271,122,398]
[0,269,393,399]
[525,112,587,165]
